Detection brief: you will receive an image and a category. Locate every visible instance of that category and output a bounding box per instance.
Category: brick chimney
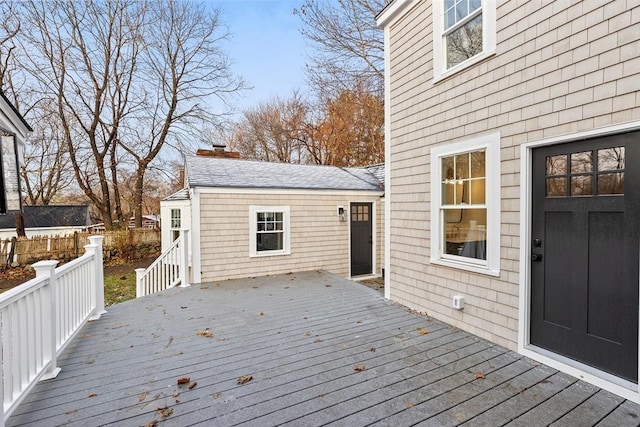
[196,143,240,159]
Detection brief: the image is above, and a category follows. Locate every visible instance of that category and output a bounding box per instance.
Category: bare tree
[228,94,309,163]
[295,0,388,98]
[21,100,74,205]
[20,0,243,229]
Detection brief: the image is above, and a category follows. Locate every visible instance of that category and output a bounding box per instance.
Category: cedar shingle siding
[384,0,639,350]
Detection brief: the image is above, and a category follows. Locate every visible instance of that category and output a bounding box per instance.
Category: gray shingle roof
[163,188,190,201]
[0,205,90,230]
[184,156,384,192]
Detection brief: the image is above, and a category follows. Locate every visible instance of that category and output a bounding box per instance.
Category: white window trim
[433,0,497,82]
[430,132,500,276]
[249,205,291,258]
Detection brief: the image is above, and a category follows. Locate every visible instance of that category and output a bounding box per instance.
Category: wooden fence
[0,229,160,268]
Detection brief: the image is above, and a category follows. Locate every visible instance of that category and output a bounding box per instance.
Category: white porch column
[87,236,106,319]
[32,260,61,381]
[179,229,191,288]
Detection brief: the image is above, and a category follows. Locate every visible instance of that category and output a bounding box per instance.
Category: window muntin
[430,133,500,276]
[250,206,290,257]
[545,147,625,197]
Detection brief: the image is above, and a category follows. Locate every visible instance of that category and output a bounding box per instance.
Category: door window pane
[546,155,567,176]
[598,147,625,171]
[571,175,592,196]
[571,151,593,173]
[546,177,567,197]
[598,173,624,195]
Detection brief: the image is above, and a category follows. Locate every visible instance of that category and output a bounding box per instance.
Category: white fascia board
[376,0,415,28]
[192,186,384,198]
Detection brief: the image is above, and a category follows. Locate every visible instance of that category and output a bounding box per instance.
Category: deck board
[7,271,640,426]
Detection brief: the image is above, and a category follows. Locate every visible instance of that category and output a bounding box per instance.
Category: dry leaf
[138,391,149,402]
[177,377,191,385]
[88,392,97,398]
[156,406,173,417]
[407,402,415,409]
[259,312,265,316]
[196,330,213,338]
[145,421,158,427]
[417,328,429,335]
[173,391,180,398]
[370,347,376,352]
[212,392,222,399]
[474,372,486,379]
[237,375,253,385]
[314,339,323,343]
[180,306,187,309]
[188,382,197,390]
[354,365,366,372]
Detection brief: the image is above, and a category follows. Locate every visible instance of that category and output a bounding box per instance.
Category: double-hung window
[249,206,290,257]
[170,208,181,241]
[433,0,496,81]
[430,133,500,275]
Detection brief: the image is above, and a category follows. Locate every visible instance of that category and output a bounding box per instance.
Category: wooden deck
[8,271,640,426]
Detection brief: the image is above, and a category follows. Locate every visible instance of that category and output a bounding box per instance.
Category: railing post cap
[31,260,59,277]
[31,260,59,269]
[88,235,105,245]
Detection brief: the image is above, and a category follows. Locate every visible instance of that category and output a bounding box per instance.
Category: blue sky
[215,0,308,113]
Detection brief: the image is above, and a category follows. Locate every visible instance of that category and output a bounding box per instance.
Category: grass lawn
[104,272,137,305]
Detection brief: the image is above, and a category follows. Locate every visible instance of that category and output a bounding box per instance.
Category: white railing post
[135,268,145,298]
[32,260,60,381]
[87,236,106,319]
[179,229,190,288]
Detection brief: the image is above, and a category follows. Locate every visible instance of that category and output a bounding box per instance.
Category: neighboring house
[0,205,91,239]
[161,155,385,283]
[0,90,32,223]
[377,1,639,402]
[128,214,160,229]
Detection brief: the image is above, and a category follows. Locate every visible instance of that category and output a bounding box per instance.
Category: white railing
[0,236,105,426]
[135,229,189,298]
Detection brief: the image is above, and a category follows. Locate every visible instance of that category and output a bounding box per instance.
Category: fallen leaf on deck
[259,312,265,316]
[189,382,197,390]
[237,375,253,384]
[196,330,213,338]
[173,391,180,398]
[304,332,311,337]
[354,365,366,372]
[145,420,158,427]
[180,306,187,309]
[314,338,323,343]
[88,392,97,398]
[177,377,190,385]
[407,402,415,409]
[370,347,376,352]
[211,392,223,399]
[417,328,429,335]
[65,409,78,415]
[156,406,173,417]
[474,372,486,379]
[164,336,174,349]
[138,391,149,402]
[325,284,332,287]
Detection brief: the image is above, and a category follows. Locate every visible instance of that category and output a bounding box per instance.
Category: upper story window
[433,0,496,81]
[249,206,291,257]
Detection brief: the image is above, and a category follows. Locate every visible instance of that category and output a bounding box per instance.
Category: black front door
[531,132,639,382]
[351,203,373,276]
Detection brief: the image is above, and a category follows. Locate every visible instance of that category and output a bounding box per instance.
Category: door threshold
[522,344,639,403]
